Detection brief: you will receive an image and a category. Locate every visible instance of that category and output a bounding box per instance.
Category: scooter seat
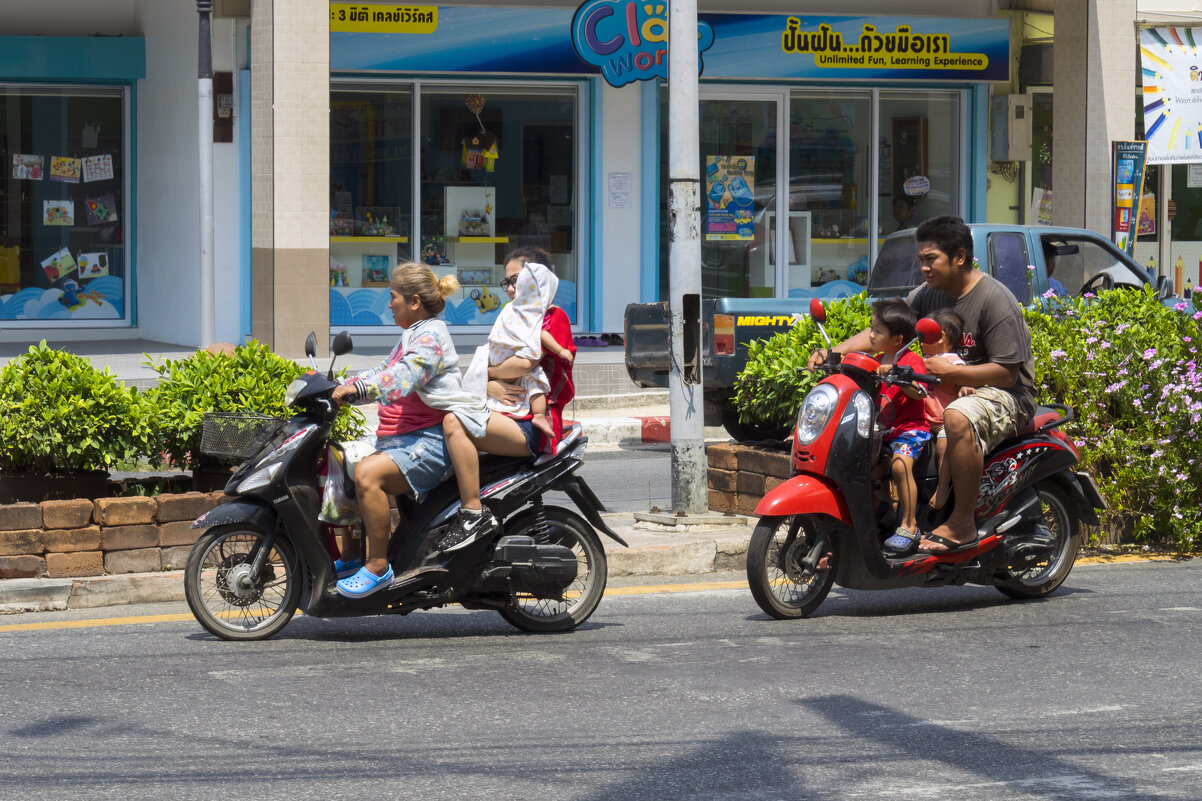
[477,422,584,476]
[534,422,582,466]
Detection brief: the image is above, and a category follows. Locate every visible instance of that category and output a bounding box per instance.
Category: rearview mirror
[809,298,826,324]
[916,317,942,345]
[304,332,318,359]
[332,330,353,356]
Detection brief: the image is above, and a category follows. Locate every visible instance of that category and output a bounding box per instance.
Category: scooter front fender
[192,498,277,532]
[754,474,850,523]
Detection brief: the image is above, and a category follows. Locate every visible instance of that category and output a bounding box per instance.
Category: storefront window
[879,91,961,232]
[419,86,578,325]
[1,86,127,322]
[791,90,871,294]
[329,86,414,326]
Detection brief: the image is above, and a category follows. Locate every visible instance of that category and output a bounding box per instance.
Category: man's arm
[806,327,873,370]
[923,356,1018,389]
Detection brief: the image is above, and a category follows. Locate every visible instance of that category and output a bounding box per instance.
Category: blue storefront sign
[331,6,1009,83]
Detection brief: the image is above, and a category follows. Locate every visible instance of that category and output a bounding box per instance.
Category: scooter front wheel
[747,514,836,620]
[184,523,300,641]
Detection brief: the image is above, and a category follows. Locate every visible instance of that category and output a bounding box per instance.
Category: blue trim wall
[0,36,145,81]
[589,78,603,331]
[239,69,252,341]
[640,80,659,303]
[969,83,989,222]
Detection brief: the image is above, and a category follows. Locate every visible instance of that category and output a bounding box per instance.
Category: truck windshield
[867,234,920,296]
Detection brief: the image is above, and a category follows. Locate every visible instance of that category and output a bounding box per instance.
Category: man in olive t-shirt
[808,215,1035,554]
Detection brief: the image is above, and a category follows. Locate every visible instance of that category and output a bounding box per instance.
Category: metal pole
[667,0,707,514]
[198,0,216,347]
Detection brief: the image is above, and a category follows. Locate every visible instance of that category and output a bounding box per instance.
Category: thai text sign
[1113,141,1147,256]
[1139,26,1202,164]
[330,4,437,34]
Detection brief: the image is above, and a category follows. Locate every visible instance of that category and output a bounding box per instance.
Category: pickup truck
[624,224,1184,440]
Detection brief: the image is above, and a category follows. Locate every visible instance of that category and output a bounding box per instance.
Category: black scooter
[183,331,624,640]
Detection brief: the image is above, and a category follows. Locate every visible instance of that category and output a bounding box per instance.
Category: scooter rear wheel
[498,506,607,633]
[184,523,300,641]
[747,514,836,620]
[996,481,1080,599]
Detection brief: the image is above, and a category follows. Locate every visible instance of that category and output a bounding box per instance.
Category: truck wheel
[720,405,789,442]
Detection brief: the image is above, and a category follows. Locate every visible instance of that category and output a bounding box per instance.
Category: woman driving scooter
[330,261,494,598]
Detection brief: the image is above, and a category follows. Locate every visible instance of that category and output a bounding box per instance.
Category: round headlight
[284,378,307,407]
[796,384,838,446]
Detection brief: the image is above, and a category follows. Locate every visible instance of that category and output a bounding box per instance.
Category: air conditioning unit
[990,93,1032,163]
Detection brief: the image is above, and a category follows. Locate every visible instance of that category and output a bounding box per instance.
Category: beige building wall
[1053,0,1137,234]
[250,0,330,355]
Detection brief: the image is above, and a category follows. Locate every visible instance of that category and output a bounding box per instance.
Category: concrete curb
[577,416,729,447]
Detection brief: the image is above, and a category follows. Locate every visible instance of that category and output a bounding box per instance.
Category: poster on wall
[84,195,118,225]
[12,154,43,180]
[43,200,75,226]
[1139,26,1202,164]
[1113,141,1147,256]
[1137,193,1156,237]
[82,154,114,183]
[704,155,755,241]
[49,156,81,183]
[40,247,77,282]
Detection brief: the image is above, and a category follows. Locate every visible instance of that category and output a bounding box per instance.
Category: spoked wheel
[746,514,837,619]
[184,524,300,640]
[997,481,1080,599]
[498,506,607,633]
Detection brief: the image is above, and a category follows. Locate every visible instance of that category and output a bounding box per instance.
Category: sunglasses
[501,275,519,289]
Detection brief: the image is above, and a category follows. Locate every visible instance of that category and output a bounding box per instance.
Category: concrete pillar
[250,0,329,355]
[1052,0,1136,234]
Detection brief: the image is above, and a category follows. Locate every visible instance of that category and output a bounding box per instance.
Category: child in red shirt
[869,299,932,555]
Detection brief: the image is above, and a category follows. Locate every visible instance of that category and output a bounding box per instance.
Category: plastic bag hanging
[319,444,360,525]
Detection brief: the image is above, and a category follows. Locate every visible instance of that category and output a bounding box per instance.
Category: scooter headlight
[851,390,873,438]
[795,384,839,446]
[236,461,282,492]
[284,378,307,407]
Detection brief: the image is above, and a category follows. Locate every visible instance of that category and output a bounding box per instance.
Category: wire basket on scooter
[200,412,284,461]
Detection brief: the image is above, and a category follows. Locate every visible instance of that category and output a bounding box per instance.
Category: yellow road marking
[0,558,1188,633]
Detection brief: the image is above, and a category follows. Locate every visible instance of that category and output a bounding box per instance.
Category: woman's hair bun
[437,273,461,298]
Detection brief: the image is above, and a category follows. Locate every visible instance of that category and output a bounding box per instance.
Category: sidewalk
[0,512,755,614]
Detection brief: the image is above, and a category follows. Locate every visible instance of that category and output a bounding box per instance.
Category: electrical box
[990,93,1032,163]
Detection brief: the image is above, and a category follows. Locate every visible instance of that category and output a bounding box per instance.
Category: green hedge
[144,340,366,470]
[734,289,1202,550]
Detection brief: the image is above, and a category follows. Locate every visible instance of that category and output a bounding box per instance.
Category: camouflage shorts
[944,386,1026,455]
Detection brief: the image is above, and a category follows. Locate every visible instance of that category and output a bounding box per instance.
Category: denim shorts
[374,425,454,502]
[513,418,540,456]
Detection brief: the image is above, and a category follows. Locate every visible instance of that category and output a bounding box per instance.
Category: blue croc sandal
[334,558,364,579]
[883,527,919,555]
[336,565,394,598]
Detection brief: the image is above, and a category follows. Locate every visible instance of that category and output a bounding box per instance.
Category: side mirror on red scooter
[916,317,942,345]
[809,298,826,324]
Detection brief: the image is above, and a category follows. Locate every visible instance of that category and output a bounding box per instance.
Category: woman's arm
[351,330,446,403]
[540,329,574,364]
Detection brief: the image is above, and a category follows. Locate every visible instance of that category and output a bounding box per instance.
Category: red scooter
[746,299,1107,619]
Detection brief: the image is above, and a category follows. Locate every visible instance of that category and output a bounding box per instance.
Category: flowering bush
[1026,287,1201,550]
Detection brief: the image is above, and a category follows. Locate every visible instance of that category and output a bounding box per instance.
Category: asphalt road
[560,444,670,513]
[2,559,1199,800]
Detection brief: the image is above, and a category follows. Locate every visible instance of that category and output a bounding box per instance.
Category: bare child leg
[930,433,950,510]
[891,452,919,534]
[441,413,482,511]
[529,392,555,447]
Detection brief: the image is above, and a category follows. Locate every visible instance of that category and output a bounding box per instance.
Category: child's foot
[882,526,919,555]
[531,414,555,450]
[930,484,950,510]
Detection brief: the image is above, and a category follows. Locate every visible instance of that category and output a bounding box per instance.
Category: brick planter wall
[0,493,228,579]
[706,443,793,517]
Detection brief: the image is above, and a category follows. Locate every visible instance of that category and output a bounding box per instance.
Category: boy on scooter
[868,299,932,556]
